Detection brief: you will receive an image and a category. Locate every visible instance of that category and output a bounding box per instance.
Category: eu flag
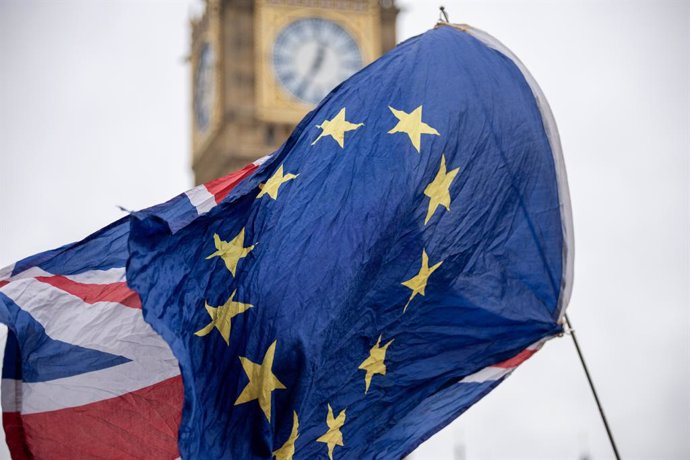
[127,24,573,459]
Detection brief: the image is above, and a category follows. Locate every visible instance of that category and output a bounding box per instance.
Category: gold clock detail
[255,0,383,123]
[272,18,363,105]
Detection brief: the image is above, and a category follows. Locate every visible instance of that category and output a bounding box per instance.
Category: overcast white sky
[0,1,688,459]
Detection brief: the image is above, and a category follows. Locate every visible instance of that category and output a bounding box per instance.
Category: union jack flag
[0,158,267,459]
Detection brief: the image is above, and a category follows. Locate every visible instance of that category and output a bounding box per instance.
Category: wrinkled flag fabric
[0,159,267,459]
[126,24,573,459]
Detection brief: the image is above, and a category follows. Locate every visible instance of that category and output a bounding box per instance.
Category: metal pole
[439,6,450,23]
[565,314,621,460]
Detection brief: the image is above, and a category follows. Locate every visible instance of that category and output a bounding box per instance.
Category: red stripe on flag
[3,412,31,460]
[493,348,538,369]
[0,280,9,288]
[36,276,142,309]
[204,162,259,204]
[21,376,183,460]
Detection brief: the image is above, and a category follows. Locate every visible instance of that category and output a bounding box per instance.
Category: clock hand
[309,44,326,74]
[294,44,326,100]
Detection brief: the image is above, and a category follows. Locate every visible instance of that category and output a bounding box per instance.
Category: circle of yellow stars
[193,103,460,459]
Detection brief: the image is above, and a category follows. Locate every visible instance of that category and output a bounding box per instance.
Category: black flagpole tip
[439,6,450,23]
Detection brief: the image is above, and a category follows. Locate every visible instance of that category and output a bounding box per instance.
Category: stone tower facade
[190,0,398,184]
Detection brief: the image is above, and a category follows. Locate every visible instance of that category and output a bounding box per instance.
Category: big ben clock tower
[190,0,398,184]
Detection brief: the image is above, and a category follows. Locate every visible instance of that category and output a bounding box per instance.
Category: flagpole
[565,314,621,460]
[439,6,450,23]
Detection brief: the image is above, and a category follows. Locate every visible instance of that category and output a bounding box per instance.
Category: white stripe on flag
[1,278,175,364]
[3,267,125,284]
[459,366,511,384]
[1,378,21,413]
[253,154,271,166]
[18,361,179,414]
[0,264,14,281]
[62,267,126,284]
[458,339,547,384]
[2,266,52,281]
[185,185,216,215]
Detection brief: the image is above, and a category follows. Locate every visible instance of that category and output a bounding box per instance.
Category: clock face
[272,18,363,105]
[194,42,215,132]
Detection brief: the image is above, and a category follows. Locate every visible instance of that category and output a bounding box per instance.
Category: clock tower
[190,0,398,184]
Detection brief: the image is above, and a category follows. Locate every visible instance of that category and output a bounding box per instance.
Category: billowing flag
[127,24,573,459]
[0,159,267,458]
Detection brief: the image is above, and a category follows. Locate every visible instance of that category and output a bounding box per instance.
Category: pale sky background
[0,1,688,459]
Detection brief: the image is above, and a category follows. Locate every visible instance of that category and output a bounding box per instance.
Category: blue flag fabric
[127,24,572,459]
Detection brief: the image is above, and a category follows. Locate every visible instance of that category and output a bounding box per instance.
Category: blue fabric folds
[127,25,566,459]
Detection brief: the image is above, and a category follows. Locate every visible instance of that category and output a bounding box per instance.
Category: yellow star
[423,154,460,224]
[358,335,394,394]
[194,290,253,345]
[257,165,298,200]
[387,105,439,152]
[312,108,363,148]
[272,411,299,460]
[234,340,286,422]
[401,249,443,313]
[316,404,346,460]
[206,228,255,277]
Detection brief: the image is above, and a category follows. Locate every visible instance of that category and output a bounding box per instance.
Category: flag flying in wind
[0,160,267,459]
[126,24,573,459]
